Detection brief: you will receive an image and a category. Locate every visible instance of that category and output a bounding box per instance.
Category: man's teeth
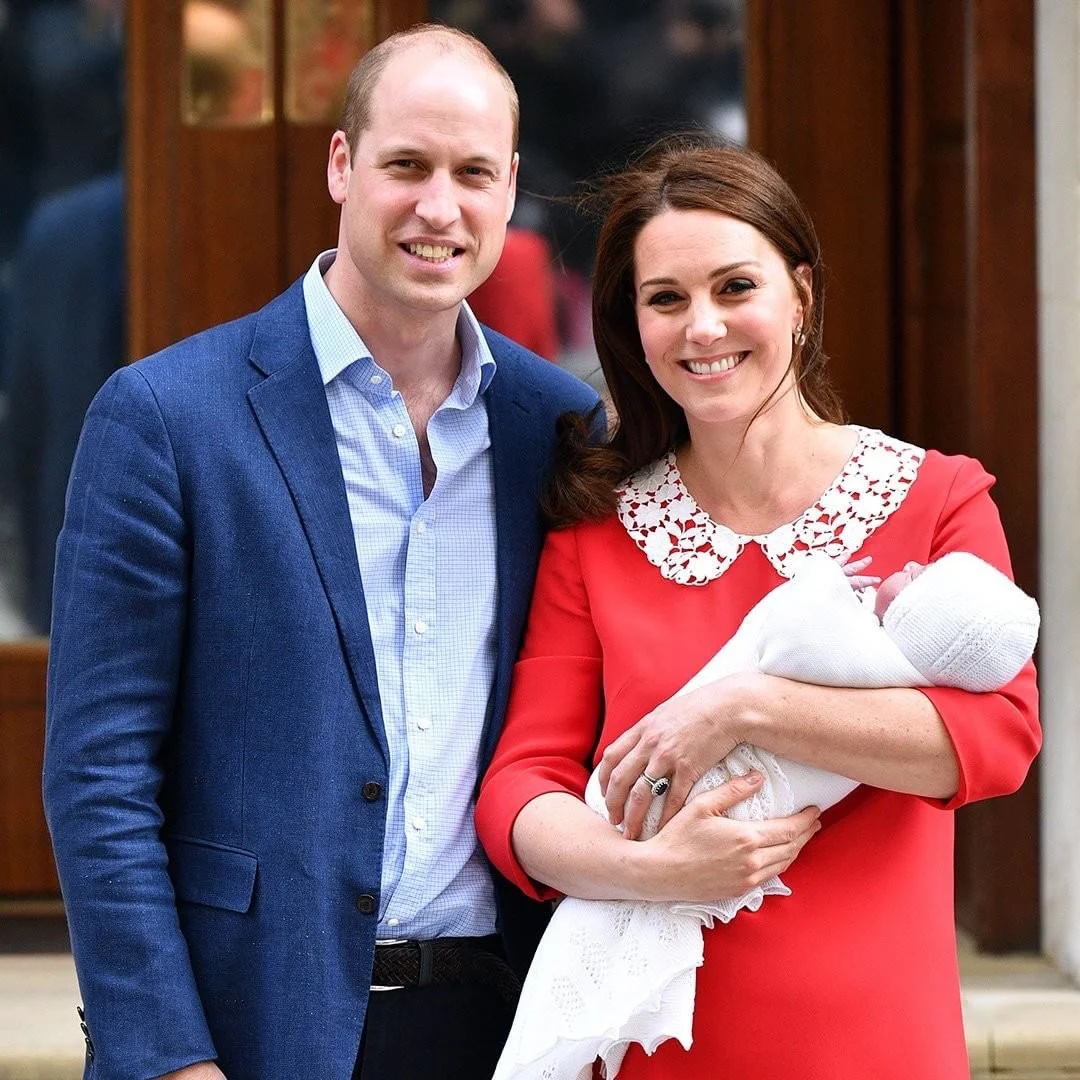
[687,354,744,375]
[407,243,455,261]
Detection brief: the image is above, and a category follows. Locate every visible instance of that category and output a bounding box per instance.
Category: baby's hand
[839,554,880,592]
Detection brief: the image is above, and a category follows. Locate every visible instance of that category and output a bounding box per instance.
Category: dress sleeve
[476,525,604,899]
[917,456,1041,809]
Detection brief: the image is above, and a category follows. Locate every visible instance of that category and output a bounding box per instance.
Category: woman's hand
[597,671,762,840]
[640,774,822,901]
[510,776,821,903]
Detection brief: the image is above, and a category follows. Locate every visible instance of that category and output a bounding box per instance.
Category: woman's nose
[684,303,727,346]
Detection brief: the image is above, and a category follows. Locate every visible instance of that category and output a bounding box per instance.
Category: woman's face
[632,208,808,430]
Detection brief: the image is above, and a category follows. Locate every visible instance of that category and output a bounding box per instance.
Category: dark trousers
[353,980,517,1080]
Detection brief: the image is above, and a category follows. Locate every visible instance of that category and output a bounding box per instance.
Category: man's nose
[415,172,461,231]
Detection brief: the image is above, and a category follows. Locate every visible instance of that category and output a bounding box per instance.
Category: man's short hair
[341,24,519,156]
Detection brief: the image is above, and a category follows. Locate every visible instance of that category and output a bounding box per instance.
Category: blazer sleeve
[43,367,217,1078]
[916,455,1041,809]
[476,525,605,900]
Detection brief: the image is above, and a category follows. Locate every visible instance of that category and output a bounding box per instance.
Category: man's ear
[327,130,352,206]
[505,152,519,223]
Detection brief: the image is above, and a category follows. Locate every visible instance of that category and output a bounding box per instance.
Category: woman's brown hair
[544,134,845,527]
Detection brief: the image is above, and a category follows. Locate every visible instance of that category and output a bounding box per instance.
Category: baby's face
[875,561,928,620]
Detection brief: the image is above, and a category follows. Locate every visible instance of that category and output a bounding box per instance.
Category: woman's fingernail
[745,772,762,786]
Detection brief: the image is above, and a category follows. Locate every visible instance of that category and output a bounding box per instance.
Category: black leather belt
[370,936,520,1003]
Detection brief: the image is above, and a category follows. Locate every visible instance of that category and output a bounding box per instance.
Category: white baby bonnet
[883,551,1039,692]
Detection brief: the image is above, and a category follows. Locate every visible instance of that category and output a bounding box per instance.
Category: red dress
[476,429,1040,1080]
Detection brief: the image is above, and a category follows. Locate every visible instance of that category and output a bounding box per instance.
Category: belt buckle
[371,938,408,992]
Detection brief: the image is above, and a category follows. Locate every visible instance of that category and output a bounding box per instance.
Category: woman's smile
[683,352,749,376]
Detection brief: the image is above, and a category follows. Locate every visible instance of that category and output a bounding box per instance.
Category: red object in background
[469,227,560,361]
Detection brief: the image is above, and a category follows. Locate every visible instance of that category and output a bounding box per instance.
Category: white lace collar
[616,426,925,587]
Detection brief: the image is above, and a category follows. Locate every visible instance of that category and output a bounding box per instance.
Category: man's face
[326,45,518,325]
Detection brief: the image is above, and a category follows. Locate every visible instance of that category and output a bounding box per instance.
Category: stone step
[1,950,1078,1079]
[0,953,82,1080]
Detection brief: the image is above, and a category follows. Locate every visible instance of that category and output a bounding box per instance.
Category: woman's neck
[676,405,855,536]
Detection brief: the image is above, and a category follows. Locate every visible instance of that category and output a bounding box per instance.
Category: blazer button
[355,894,377,915]
[362,781,382,802]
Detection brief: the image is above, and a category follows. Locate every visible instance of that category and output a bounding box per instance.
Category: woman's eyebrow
[637,261,763,291]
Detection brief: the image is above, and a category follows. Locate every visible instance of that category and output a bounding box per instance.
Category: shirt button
[416,716,431,731]
[362,781,382,802]
[392,423,407,438]
[355,894,377,914]
[414,619,428,635]
[412,816,426,832]
[416,521,428,535]
[387,917,400,927]
[369,374,383,385]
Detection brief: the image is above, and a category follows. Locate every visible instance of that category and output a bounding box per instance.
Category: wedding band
[640,772,671,798]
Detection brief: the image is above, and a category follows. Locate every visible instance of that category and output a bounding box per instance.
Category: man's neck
[324,260,464,402]
[358,313,463,399]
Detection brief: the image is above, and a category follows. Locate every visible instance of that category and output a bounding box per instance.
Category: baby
[494,551,1040,1080]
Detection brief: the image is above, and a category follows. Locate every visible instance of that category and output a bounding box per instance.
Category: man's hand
[157,1063,225,1080]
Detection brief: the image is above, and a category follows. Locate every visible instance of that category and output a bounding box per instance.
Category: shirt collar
[302,249,497,402]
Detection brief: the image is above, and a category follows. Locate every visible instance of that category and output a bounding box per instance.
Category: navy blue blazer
[43,279,600,1080]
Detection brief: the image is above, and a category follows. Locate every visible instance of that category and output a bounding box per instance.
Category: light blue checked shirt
[303,250,498,940]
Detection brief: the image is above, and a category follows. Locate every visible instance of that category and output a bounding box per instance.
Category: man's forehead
[380,40,503,94]
[363,45,515,153]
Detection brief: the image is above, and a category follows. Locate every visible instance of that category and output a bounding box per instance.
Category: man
[43,25,598,1080]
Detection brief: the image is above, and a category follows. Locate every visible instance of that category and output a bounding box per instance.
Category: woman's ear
[793,263,813,330]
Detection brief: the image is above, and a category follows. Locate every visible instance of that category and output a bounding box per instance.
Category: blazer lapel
[480,343,549,768]
[245,283,388,762]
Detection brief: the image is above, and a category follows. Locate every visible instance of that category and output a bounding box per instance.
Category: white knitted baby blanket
[492,554,930,1080]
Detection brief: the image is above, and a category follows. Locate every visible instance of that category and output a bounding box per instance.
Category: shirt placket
[396,405,439,923]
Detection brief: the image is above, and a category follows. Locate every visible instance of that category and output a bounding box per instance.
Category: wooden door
[748,0,1038,950]
[129,0,424,359]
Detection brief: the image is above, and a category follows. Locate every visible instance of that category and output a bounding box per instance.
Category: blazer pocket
[166,834,258,913]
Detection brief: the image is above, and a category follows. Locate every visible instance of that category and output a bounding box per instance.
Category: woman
[474,137,1040,1079]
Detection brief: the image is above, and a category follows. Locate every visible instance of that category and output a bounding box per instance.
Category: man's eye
[389,160,420,171]
[462,166,494,180]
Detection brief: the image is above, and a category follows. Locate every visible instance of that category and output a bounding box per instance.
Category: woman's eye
[646,291,682,307]
[723,278,756,295]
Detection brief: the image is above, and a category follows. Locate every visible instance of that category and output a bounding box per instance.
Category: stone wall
[1037,0,1080,985]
